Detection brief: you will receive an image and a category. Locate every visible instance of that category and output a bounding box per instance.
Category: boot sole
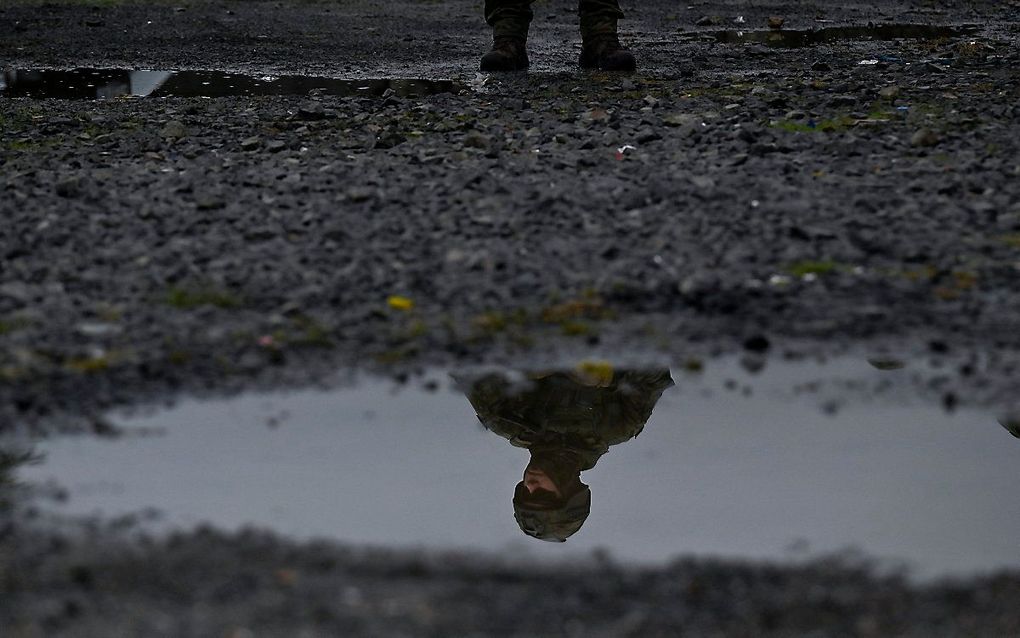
[480,53,530,72]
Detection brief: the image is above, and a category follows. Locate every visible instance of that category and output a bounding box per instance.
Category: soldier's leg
[578,0,635,72]
[480,0,534,71]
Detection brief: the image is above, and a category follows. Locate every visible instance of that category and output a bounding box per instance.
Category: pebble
[159,120,188,139]
[911,128,940,147]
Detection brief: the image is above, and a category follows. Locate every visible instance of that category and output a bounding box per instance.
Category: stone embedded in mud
[159,120,187,139]
[0,282,33,305]
[879,85,901,99]
[462,131,491,150]
[911,128,940,147]
[663,113,700,128]
[55,178,82,198]
[296,101,326,121]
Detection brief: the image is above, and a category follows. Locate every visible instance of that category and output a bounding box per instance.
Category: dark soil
[2,1,1020,634]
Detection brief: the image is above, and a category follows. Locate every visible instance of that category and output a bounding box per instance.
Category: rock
[346,187,373,202]
[266,140,287,153]
[811,61,831,72]
[159,120,187,139]
[663,113,700,127]
[296,101,326,121]
[240,136,261,150]
[767,16,785,30]
[695,15,718,27]
[55,177,81,198]
[911,128,940,147]
[688,175,716,190]
[195,195,226,210]
[374,132,406,149]
[636,129,661,144]
[743,334,771,353]
[76,322,122,337]
[0,282,33,304]
[827,95,857,108]
[463,131,490,149]
[582,108,611,123]
[879,85,900,99]
[678,272,720,298]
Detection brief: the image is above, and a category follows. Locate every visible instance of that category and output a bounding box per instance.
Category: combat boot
[579,33,635,72]
[480,36,530,72]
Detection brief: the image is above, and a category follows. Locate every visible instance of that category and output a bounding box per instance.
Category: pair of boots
[480,0,635,72]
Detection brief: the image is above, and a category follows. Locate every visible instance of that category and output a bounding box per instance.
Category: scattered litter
[469,73,488,91]
[257,335,276,348]
[858,59,880,66]
[615,144,637,160]
[735,16,746,24]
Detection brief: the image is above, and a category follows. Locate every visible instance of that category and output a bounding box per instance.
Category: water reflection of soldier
[462,366,673,541]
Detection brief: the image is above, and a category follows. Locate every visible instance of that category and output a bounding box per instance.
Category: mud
[2,0,1020,634]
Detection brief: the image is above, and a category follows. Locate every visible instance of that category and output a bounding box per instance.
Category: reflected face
[523,467,561,497]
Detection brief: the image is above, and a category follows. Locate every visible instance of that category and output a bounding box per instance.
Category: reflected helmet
[513,484,592,542]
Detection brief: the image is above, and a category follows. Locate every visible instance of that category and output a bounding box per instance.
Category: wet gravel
[3,518,1020,638]
[2,1,1020,430]
[2,1,1020,633]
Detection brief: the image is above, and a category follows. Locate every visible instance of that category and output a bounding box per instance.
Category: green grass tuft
[165,285,242,309]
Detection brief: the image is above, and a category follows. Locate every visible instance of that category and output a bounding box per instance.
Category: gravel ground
[2,1,1020,430]
[3,513,1020,638]
[2,0,1020,633]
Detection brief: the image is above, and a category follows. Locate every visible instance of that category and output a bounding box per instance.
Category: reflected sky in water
[13,356,1020,580]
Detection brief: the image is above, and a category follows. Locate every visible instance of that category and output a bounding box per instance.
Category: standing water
[13,356,1020,581]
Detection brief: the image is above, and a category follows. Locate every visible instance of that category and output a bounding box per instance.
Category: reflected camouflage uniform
[484,0,625,40]
[464,369,674,468]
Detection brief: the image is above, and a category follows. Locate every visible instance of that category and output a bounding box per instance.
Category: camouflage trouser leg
[578,0,624,40]
[484,0,534,39]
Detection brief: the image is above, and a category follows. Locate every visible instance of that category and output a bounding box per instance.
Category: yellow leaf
[387,295,415,311]
[574,360,614,387]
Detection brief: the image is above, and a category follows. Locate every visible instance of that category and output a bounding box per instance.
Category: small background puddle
[15,356,1020,580]
[0,68,461,100]
[693,24,980,48]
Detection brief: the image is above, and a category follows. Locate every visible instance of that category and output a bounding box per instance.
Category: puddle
[697,24,980,48]
[0,68,462,100]
[9,356,1020,580]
